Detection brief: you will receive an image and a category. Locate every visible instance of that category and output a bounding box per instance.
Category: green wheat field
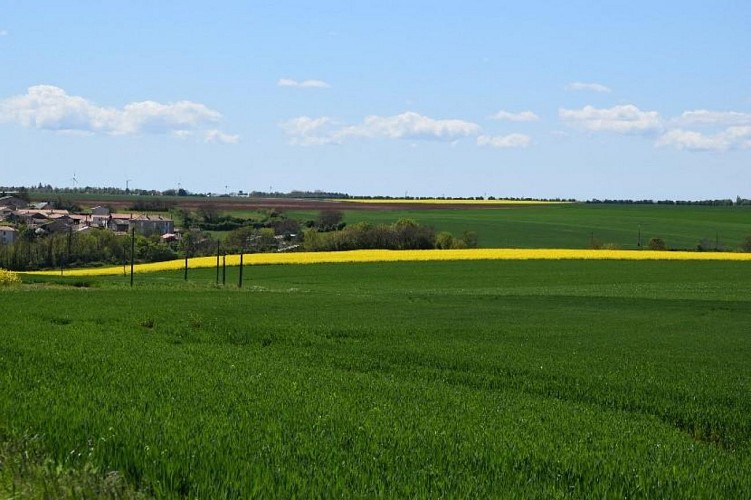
[2,259,750,497]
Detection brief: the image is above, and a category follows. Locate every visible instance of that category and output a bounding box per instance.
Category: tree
[316,210,344,231]
[648,237,667,250]
[435,231,454,249]
[393,218,435,249]
[16,187,31,202]
[197,204,220,224]
[461,231,478,248]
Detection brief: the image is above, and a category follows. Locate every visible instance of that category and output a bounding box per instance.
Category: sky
[1,1,750,199]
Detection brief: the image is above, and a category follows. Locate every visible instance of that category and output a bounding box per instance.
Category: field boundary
[22,248,751,277]
[335,198,571,206]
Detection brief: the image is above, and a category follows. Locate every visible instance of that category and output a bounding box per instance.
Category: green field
[307,204,751,250]
[2,260,751,497]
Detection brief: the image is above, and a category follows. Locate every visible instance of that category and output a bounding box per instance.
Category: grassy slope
[2,260,751,497]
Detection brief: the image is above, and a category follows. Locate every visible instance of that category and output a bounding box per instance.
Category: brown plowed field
[79,197,521,212]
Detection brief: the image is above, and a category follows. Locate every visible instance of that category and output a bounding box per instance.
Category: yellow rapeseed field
[23,249,751,277]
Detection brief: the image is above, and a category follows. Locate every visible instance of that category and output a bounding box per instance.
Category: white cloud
[204,129,240,144]
[282,111,482,145]
[280,116,339,146]
[559,103,751,153]
[490,110,539,122]
[173,130,194,139]
[477,133,531,148]
[565,82,612,93]
[675,109,751,126]
[725,126,751,146]
[657,126,751,152]
[277,78,331,89]
[656,129,730,152]
[559,104,663,134]
[0,85,237,142]
[338,112,481,141]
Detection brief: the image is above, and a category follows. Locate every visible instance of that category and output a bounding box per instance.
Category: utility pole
[130,227,135,287]
[238,247,244,288]
[216,241,220,284]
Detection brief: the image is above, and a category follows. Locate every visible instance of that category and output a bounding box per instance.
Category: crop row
[23,247,751,277]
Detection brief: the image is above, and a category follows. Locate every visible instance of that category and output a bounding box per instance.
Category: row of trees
[302,219,477,252]
[586,197,751,206]
[0,229,132,271]
[0,228,221,271]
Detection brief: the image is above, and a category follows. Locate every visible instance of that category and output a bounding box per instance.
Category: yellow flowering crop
[0,268,22,286]
[23,248,751,277]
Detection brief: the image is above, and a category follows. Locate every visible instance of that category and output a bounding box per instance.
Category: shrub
[435,232,455,250]
[741,235,751,252]
[648,238,667,251]
[0,268,21,287]
[461,231,478,248]
[588,238,603,250]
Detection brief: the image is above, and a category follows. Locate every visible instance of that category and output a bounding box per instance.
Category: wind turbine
[126,179,132,192]
[71,172,78,189]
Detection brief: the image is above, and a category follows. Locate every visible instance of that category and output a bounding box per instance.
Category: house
[11,209,71,228]
[0,206,13,221]
[68,214,91,227]
[105,213,173,235]
[41,216,75,234]
[90,206,111,228]
[130,214,174,236]
[107,213,131,233]
[0,225,18,245]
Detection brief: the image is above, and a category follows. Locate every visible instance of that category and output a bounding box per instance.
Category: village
[0,194,175,245]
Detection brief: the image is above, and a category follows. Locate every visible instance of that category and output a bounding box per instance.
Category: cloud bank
[559,104,663,135]
[560,104,751,152]
[675,110,751,126]
[0,85,238,143]
[491,110,539,122]
[277,78,331,89]
[657,127,751,152]
[477,134,531,148]
[282,111,486,146]
[565,82,612,93]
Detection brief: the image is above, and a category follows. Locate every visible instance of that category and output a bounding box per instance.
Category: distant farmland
[34,191,751,251]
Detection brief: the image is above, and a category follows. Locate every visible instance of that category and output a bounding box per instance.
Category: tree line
[586,197,751,206]
[302,218,477,252]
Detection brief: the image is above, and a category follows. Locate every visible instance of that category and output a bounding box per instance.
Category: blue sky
[1,1,750,199]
